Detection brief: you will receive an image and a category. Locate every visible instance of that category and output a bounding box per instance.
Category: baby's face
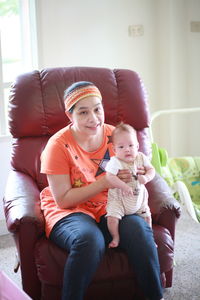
[113,131,139,163]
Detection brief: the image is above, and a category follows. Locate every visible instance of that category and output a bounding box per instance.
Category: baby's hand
[121,186,133,197]
[137,175,148,185]
[144,215,152,228]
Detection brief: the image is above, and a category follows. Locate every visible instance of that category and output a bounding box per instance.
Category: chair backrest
[8,66,151,191]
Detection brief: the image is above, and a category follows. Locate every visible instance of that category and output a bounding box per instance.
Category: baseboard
[0,219,9,236]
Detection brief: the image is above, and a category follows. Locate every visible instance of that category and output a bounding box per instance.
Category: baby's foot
[108,238,119,248]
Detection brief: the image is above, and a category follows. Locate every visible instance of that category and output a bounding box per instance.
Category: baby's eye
[119,146,124,149]
[129,144,133,147]
[95,107,103,114]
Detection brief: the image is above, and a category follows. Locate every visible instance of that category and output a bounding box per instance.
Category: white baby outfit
[105,152,151,219]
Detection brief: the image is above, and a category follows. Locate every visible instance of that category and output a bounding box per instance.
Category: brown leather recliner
[3,67,181,300]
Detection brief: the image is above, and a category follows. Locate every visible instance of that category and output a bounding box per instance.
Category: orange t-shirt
[40,124,114,237]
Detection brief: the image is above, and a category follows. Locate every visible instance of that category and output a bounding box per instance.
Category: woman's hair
[111,123,137,143]
[64,81,102,113]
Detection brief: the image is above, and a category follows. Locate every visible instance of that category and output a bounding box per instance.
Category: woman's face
[67,96,105,136]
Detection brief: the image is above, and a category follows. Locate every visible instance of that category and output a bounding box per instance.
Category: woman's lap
[50,213,106,251]
[49,213,106,300]
[49,212,163,300]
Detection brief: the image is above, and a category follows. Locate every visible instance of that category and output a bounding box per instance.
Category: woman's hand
[117,169,132,183]
[117,166,146,183]
[137,166,146,175]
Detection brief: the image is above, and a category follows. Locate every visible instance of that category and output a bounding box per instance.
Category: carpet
[163,206,200,300]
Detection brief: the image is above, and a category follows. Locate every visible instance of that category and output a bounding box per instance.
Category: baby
[105,123,155,248]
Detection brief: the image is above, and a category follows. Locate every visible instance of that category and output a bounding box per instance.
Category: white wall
[0,136,12,235]
[153,0,200,156]
[1,0,200,233]
[35,0,200,156]
[187,0,200,155]
[36,0,158,110]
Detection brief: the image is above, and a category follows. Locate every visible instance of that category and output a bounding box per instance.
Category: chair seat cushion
[35,224,173,286]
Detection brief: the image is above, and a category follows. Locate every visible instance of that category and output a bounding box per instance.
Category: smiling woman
[0,0,38,135]
[39,80,165,300]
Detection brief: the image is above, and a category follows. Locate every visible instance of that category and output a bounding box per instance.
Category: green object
[151,142,168,175]
[167,157,200,221]
[151,146,200,222]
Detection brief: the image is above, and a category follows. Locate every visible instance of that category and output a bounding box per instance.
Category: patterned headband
[64,85,102,111]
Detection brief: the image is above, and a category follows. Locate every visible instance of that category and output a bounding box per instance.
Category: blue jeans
[49,213,163,300]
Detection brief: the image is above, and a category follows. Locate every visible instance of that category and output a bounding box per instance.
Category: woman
[40,81,164,300]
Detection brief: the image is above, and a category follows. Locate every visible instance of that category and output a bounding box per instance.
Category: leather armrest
[147,173,181,217]
[3,170,44,235]
[147,173,181,239]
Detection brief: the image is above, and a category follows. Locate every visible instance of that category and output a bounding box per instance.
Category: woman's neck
[70,125,104,152]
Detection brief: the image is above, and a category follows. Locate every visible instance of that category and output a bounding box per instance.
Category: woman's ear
[65,111,72,122]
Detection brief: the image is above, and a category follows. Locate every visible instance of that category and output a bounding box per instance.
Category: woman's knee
[50,214,105,254]
[74,227,105,253]
[119,215,154,246]
[120,214,148,233]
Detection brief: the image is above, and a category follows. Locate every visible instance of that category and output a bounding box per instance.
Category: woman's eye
[80,111,87,115]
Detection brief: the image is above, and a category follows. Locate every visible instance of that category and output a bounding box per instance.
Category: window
[0,0,38,135]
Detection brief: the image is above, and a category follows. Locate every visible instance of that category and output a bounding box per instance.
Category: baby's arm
[106,172,133,196]
[138,165,155,184]
[137,153,155,185]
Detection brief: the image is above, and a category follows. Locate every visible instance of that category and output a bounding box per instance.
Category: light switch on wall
[128,25,144,37]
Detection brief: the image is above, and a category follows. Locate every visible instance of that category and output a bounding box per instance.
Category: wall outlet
[128,24,144,37]
[190,21,200,32]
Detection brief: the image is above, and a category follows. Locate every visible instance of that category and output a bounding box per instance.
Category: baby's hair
[111,122,137,143]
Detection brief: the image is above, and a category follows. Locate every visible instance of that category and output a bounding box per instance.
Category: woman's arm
[47,173,113,209]
[47,166,146,209]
